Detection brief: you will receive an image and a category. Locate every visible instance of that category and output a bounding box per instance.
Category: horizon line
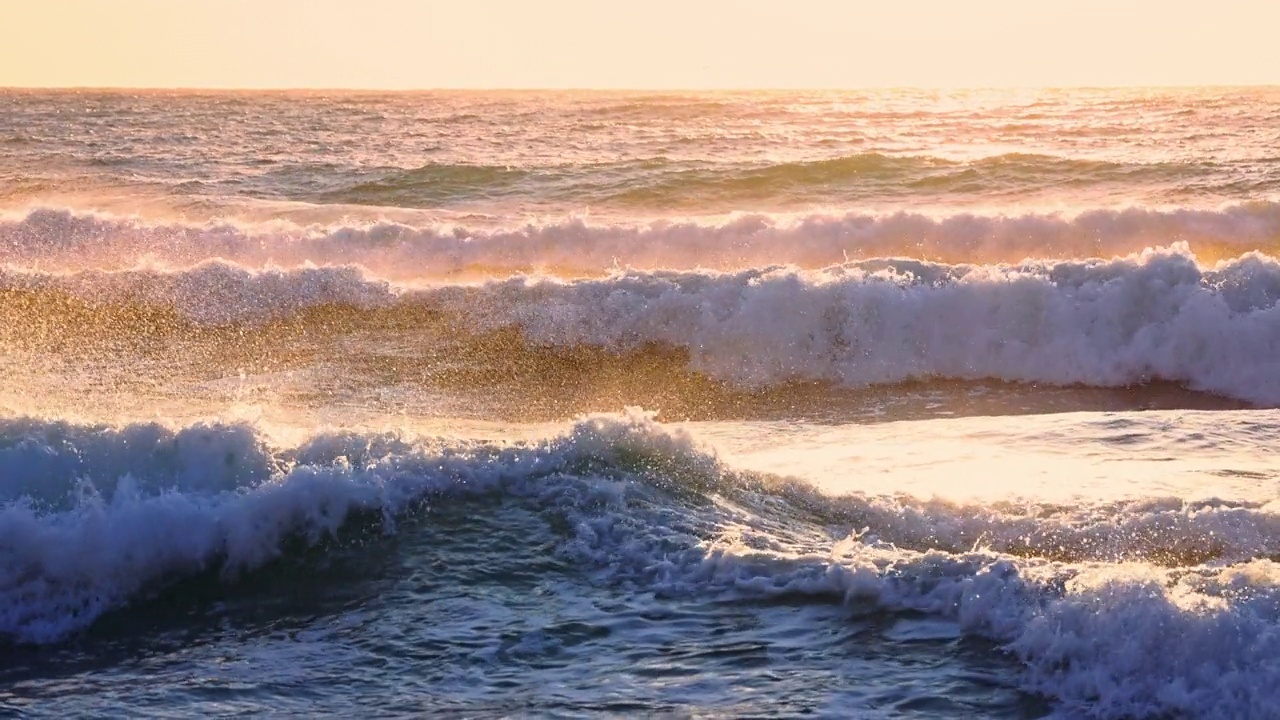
[4,83,1280,93]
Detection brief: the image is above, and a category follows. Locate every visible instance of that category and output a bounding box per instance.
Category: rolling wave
[299,153,1218,209]
[2,245,1277,405]
[431,246,1280,404]
[1,411,1278,718]
[318,163,536,206]
[3,204,1280,276]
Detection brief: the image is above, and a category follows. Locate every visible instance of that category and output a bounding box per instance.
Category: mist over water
[2,88,1279,719]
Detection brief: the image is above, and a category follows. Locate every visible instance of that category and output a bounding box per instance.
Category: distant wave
[319,163,535,206]
[605,153,954,206]
[2,410,1278,718]
[3,204,1280,277]
[2,245,1278,405]
[619,152,1191,203]
[299,153,1218,209]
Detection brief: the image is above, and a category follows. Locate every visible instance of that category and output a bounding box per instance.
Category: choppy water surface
[1,88,1279,718]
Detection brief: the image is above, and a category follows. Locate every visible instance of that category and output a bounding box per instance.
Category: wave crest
[280,153,1223,209]
[2,411,1280,717]
[2,245,1278,405]
[4,203,1280,277]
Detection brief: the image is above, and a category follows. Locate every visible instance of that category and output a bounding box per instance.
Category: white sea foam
[4,244,1278,404]
[440,245,1280,405]
[3,203,1280,277]
[1,410,1278,718]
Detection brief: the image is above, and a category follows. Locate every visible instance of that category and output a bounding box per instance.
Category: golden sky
[3,0,1278,89]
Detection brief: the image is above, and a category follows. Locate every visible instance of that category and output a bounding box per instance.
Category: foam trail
[3,204,1280,277]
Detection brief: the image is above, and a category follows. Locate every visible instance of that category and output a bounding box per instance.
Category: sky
[2,0,1278,89]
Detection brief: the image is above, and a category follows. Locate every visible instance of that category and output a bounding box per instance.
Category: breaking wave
[290,152,1223,208]
[1,411,1279,718]
[2,245,1278,405]
[3,204,1279,276]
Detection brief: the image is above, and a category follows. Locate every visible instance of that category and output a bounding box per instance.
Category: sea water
[1,88,1278,718]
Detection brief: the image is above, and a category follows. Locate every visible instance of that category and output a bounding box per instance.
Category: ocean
[0,88,1278,718]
